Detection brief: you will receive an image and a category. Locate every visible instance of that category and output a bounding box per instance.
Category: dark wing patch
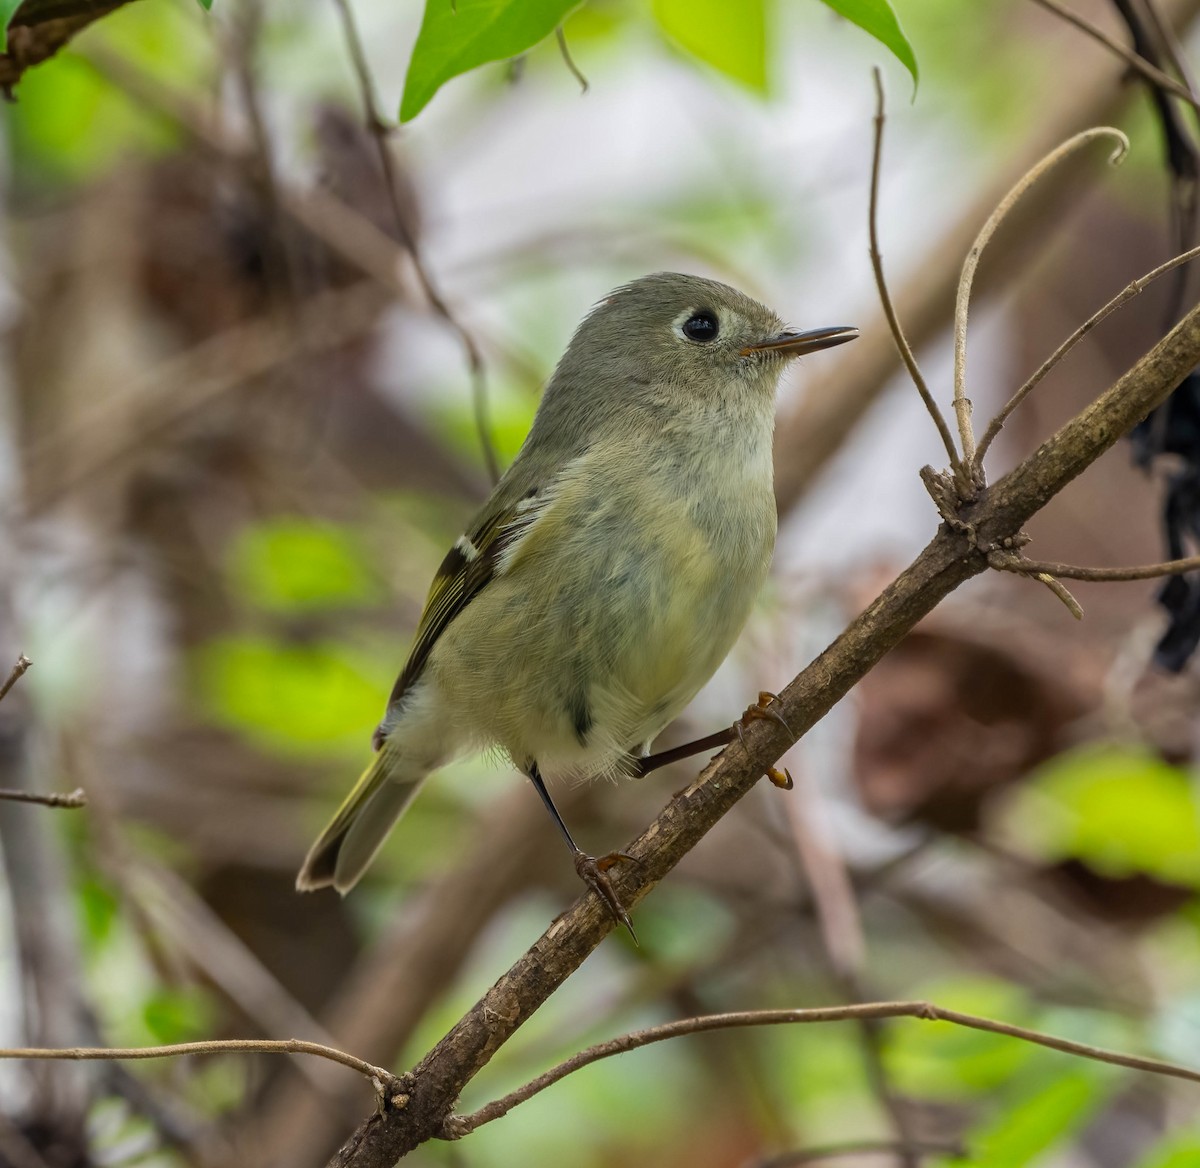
[374,493,543,747]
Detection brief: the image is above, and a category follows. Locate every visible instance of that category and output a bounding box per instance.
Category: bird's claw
[734,691,795,745]
[574,850,639,944]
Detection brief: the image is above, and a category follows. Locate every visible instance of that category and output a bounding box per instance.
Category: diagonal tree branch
[326,289,1200,1168]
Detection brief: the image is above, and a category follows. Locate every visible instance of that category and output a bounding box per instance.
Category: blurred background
[2,0,1200,1165]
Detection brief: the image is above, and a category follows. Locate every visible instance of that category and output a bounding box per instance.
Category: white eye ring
[673,307,722,344]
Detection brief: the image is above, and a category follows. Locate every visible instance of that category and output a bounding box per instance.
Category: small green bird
[296,272,857,929]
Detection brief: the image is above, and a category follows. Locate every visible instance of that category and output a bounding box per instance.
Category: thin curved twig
[1030,0,1200,111]
[976,242,1200,464]
[555,26,589,93]
[953,126,1130,468]
[990,548,1200,581]
[330,0,500,484]
[0,1038,401,1093]
[869,68,961,472]
[0,655,31,704]
[445,999,1200,1136]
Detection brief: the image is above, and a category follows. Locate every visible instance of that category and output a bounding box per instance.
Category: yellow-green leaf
[401,0,582,122]
[652,0,767,93]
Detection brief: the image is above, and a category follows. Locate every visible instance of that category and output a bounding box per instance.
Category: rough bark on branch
[326,292,1200,1167]
[0,0,138,91]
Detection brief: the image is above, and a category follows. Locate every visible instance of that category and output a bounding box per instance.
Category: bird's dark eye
[681,310,719,342]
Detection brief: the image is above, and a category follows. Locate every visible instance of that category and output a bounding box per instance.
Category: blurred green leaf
[963,1068,1109,1168]
[77,877,120,947]
[401,0,582,122]
[229,519,377,613]
[1134,1132,1200,1168]
[142,987,213,1045]
[1011,745,1200,887]
[1,0,20,52]
[194,0,213,8]
[819,0,918,91]
[652,0,767,92]
[196,637,387,755]
[885,975,1033,1099]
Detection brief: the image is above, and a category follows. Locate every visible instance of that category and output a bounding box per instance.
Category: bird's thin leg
[632,692,795,790]
[526,763,638,942]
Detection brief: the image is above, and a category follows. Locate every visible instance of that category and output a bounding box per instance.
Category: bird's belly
[428,479,774,778]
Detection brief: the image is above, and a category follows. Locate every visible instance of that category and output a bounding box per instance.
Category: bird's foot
[734,692,795,790]
[573,850,640,943]
[734,691,794,744]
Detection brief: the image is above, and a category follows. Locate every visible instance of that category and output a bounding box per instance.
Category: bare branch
[330,0,500,483]
[1030,0,1200,111]
[953,126,1129,470]
[975,242,1200,464]
[446,999,1200,1136]
[869,69,961,472]
[0,788,86,810]
[0,655,31,704]
[326,294,1200,1168]
[990,548,1200,581]
[0,1038,399,1092]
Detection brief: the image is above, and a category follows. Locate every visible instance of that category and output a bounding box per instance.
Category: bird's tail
[296,747,428,894]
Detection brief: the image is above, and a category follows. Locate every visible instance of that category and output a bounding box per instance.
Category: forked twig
[0,655,30,703]
[444,999,1200,1136]
[869,69,961,472]
[1030,0,1200,111]
[330,0,500,484]
[954,126,1130,468]
[975,242,1200,464]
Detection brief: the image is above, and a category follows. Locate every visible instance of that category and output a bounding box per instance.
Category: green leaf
[1,0,21,53]
[194,0,213,9]
[401,0,582,122]
[818,0,918,92]
[652,0,767,92]
[229,519,377,613]
[1009,744,1200,887]
[1134,1133,1200,1168]
[142,987,212,1045]
[966,1068,1109,1168]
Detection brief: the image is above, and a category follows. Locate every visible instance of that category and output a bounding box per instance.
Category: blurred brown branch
[0,787,85,809]
[330,0,499,483]
[1030,0,1200,108]
[447,999,1200,1136]
[325,284,1200,1166]
[0,654,31,703]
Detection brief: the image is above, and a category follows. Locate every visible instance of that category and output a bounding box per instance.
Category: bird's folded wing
[378,486,548,729]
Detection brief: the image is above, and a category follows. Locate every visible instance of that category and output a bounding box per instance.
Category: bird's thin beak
[740,325,860,358]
